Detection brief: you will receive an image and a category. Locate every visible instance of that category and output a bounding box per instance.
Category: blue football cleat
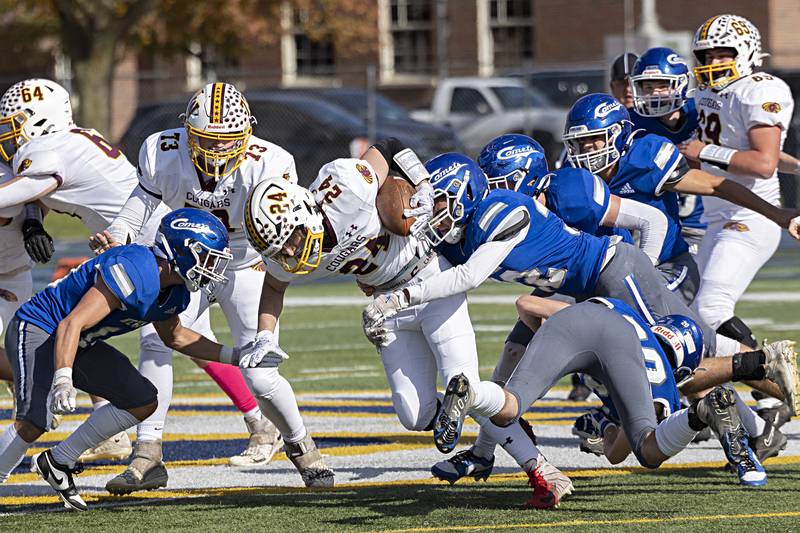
[431,449,494,484]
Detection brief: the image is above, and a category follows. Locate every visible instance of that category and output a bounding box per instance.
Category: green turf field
[2,237,799,530]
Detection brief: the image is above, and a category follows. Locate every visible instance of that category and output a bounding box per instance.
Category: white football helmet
[183,82,253,179]
[0,78,73,161]
[244,178,325,275]
[692,14,765,89]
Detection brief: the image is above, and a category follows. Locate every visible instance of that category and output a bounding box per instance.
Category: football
[377,175,416,236]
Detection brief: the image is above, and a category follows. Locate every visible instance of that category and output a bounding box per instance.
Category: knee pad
[241,367,280,399]
[716,316,757,350]
[505,320,535,346]
[393,394,438,432]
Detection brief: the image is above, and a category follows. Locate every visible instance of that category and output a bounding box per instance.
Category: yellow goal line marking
[368,511,800,533]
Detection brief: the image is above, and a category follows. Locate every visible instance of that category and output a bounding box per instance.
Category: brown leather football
[377,175,416,236]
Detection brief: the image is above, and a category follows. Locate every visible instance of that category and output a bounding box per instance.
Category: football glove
[571,408,616,440]
[404,181,434,219]
[22,217,54,264]
[48,368,77,415]
[238,330,289,368]
[362,290,410,346]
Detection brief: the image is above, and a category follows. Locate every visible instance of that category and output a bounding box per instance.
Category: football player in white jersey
[242,139,574,507]
[679,15,796,436]
[94,82,334,491]
[0,79,267,473]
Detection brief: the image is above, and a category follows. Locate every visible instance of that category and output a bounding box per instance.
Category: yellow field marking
[367,511,800,533]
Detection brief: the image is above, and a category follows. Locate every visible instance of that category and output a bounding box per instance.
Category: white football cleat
[763,340,800,415]
[79,431,133,462]
[31,450,87,511]
[229,417,284,467]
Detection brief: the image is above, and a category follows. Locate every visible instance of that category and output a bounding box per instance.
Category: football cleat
[763,340,800,415]
[756,402,793,430]
[567,382,592,402]
[691,426,713,443]
[525,457,574,509]
[578,436,604,456]
[229,417,284,467]
[692,386,766,487]
[105,440,168,495]
[31,449,87,511]
[749,421,787,463]
[431,449,494,484]
[284,435,335,488]
[79,431,133,463]
[434,373,474,454]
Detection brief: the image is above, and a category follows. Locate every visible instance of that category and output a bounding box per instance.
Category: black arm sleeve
[370,137,409,176]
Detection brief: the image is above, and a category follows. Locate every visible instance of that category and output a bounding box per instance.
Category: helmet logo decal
[169,217,216,237]
[594,101,622,118]
[17,158,32,173]
[496,146,536,160]
[430,161,467,183]
[666,53,686,66]
[210,82,224,124]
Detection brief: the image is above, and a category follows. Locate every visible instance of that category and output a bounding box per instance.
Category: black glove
[22,218,55,263]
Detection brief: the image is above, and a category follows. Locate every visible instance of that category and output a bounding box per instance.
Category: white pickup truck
[411,77,568,164]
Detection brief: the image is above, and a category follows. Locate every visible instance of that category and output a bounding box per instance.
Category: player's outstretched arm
[679,125,781,179]
[258,271,289,334]
[153,315,230,363]
[667,169,799,231]
[515,294,570,330]
[602,196,668,265]
[0,174,59,212]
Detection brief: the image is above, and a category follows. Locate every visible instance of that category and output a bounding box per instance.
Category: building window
[281,3,336,85]
[488,0,534,71]
[390,0,434,75]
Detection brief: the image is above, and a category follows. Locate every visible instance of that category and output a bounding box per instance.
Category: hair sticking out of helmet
[184,82,254,179]
[650,314,704,388]
[563,93,632,174]
[478,134,549,194]
[692,14,765,89]
[630,47,690,117]
[155,208,232,296]
[244,177,325,275]
[422,153,488,247]
[0,79,73,161]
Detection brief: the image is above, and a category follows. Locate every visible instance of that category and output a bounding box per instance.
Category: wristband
[53,367,73,382]
[393,148,430,186]
[24,203,44,223]
[699,144,737,171]
[219,345,234,365]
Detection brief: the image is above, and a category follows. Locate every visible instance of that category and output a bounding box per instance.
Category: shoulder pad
[311,158,378,206]
[13,145,62,177]
[97,246,158,309]
[487,206,530,242]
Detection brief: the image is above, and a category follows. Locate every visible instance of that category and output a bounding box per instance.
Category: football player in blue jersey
[563,93,798,307]
[0,208,263,511]
[514,293,796,474]
[628,47,707,253]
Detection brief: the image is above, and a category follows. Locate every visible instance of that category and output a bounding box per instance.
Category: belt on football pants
[372,248,438,294]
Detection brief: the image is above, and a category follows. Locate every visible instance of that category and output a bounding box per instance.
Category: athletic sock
[470,381,506,418]
[714,335,741,357]
[733,390,765,437]
[243,406,263,426]
[51,404,139,468]
[470,427,498,460]
[0,426,32,482]
[203,362,258,413]
[252,374,307,443]
[472,413,540,469]
[654,409,698,457]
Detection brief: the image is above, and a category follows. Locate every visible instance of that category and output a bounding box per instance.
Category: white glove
[362,290,410,347]
[571,407,616,439]
[404,181,434,219]
[48,368,77,415]
[238,330,289,368]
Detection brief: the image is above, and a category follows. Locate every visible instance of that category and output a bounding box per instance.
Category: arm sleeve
[407,208,529,305]
[0,174,59,209]
[106,185,162,244]
[612,197,668,265]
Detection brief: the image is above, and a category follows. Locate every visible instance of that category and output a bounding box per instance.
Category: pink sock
[203,362,258,413]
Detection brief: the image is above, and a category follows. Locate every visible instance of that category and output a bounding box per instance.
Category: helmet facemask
[276,225,324,275]
[0,111,27,161]
[693,48,740,89]
[159,233,232,297]
[186,126,251,179]
[631,74,688,117]
[422,182,468,247]
[564,123,624,174]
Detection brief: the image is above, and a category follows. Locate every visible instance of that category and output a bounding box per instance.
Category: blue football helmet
[630,47,690,117]
[478,134,549,193]
[650,314,704,387]
[155,207,233,295]
[563,93,632,174]
[422,153,488,246]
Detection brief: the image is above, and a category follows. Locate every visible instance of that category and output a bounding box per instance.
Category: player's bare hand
[789,215,800,240]
[89,231,120,255]
[678,139,706,161]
